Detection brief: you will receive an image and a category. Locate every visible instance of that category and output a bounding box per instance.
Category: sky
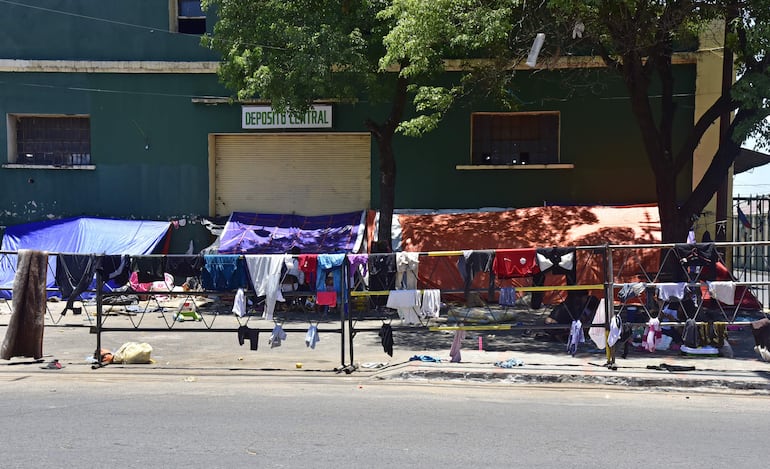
[733,133,770,197]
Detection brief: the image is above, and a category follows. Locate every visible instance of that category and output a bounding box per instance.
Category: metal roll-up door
[211,133,371,216]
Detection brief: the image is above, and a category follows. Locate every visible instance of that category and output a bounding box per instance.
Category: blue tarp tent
[0,217,170,299]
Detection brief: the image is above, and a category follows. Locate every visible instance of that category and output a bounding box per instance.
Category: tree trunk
[365,75,409,249]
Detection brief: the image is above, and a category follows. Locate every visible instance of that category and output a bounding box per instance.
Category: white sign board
[242,105,332,129]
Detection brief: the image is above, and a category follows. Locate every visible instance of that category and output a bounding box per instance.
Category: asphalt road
[0,374,767,468]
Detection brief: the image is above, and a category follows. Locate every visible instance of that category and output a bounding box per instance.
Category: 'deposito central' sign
[242,105,332,129]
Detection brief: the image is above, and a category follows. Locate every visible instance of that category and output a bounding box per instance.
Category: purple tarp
[217,211,366,254]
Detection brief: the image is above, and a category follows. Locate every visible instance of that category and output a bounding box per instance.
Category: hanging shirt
[492,248,539,279]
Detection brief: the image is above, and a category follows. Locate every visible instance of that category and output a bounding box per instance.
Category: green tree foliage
[545,0,770,242]
[202,0,527,245]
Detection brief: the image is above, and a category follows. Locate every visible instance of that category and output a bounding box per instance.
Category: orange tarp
[367,205,662,303]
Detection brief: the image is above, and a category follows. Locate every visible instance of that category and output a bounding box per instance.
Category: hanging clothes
[316,291,337,307]
[395,252,420,290]
[316,254,346,294]
[498,287,517,307]
[420,289,441,319]
[305,325,320,349]
[131,255,167,284]
[643,318,663,352]
[244,255,285,321]
[164,255,204,280]
[531,247,577,309]
[298,254,318,289]
[347,254,369,286]
[707,281,736,305]
[1,250,47,360]
[566,319,584,356]
[386,289,421,325]
[588,299,606,350]
[656,283,687,301]
[618,282,646,301]
[456,250,495,299]
[232,288,246,317]
[237,325,259,350]
[492,248,540,279]
[449,329,465,363]
[607,314,623,347]
[368,253,396,306]
[269,324,287,348]
[55,254,97,313]
[379,323,394,356]
[202,255,248,291]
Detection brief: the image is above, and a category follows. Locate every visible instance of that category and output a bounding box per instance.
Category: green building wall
[0,1,697,252]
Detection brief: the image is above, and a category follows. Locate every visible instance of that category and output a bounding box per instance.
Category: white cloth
[387,290,422,325]
[245,255,285,321]
[282,254,305,285]
[607,314,622,347]
[588,299,606,349]
[536,251,574,272]
[386,290,421,309]
[656,282,686,301]
[708,281,736,305]
[231,288,246,317]
[395,252,420,290]
[567,320,584,356]
[420,289,441,318]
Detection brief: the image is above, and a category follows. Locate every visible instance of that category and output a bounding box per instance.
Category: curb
[376,368,770,393]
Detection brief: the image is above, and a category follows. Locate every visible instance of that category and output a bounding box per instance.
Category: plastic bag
[113,342,153,364]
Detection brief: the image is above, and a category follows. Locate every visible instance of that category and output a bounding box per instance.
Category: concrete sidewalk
[1,302,769,393]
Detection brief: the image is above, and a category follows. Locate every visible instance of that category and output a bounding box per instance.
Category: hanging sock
[269,324,287,348]
[305,325,320,349]
[449,330,466,363]
[607,314,623,347]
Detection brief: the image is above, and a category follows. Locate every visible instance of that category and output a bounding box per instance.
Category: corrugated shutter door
[213,133,370,216]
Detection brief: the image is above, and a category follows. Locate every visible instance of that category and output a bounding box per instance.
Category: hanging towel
[269,324,287,348]
[245,255,285,321]
[232,288,246,317]
[588,299,607,349]
[305,325,320,349]
[449,329,465,363]
[566,319,584,356]
[656,282,686,301]
[420,289,441,318]
[316,291,337,307]
[707,281,736,305]
[386,290,421,309]
[499,287,517,307]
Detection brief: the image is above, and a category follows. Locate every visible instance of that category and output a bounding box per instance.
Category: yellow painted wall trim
[0,59,219,73]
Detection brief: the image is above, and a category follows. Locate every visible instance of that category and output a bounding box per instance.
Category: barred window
[10,115,91,166]
[471,112,560,165]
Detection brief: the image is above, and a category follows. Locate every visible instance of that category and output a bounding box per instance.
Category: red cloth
[492,248,540,278]
[316,291,337,307]
[298,254,318,288]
